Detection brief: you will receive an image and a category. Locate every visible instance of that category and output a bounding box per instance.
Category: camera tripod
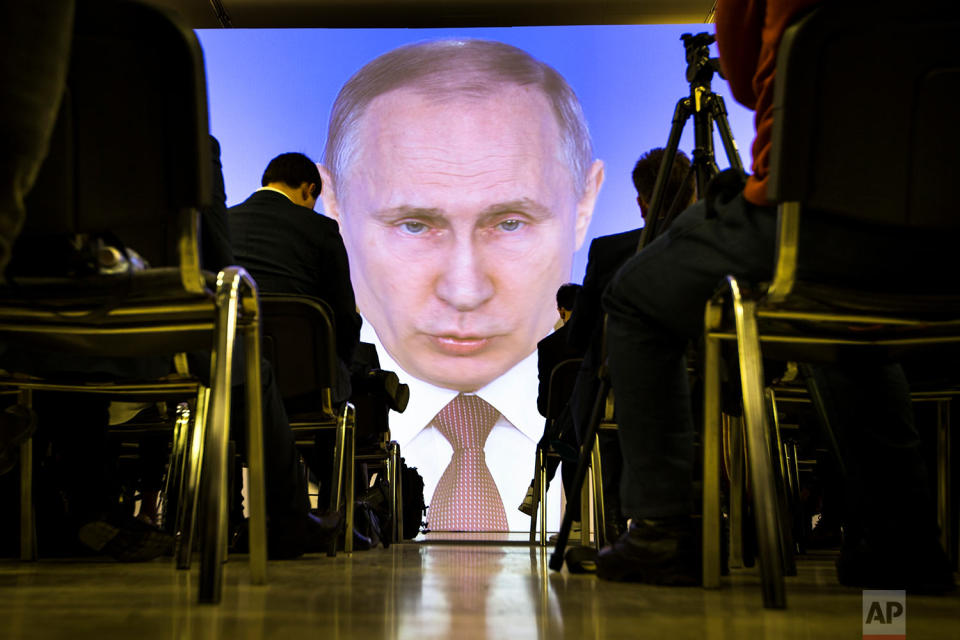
[548,32,745,573]
[639,32,745,248]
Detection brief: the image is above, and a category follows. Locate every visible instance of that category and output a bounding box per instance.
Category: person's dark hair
[631,148,695,212]
[261,152,322,198]
[556,283,581,311]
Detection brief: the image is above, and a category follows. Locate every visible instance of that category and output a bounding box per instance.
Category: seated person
[565,148,696,540]
[596,0,955,592]
[519,284,584,536]
[228,152,362,405]
[228,152,406,532]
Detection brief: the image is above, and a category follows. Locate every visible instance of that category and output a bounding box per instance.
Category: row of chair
[0,1,387,604]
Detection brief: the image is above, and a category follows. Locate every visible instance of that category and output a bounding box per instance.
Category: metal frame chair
[0,1,266,604]
[702,2,960,609]
[259,294,365,553]
[529,358,589,546]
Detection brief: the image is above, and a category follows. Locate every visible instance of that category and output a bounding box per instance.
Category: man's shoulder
[590,228,642,252]
[537,324,569,352]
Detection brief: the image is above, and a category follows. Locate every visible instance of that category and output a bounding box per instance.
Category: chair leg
[176,387,207,570]
[344,403,356,555]
[766,388,797,576]
[387,441,400,544]
[243,321,268,586]
[163,402,190,534]
[394,446,404,542]
[529,445,543,545]
[731,291,786,609]
[328,403,347,557]
[199,273,243,604]
[591,434,606,551]
[18,388,36,562]
[726,414,744,570]
[539,449,549,546]
[702,329,722,589]
[936,398,952,564]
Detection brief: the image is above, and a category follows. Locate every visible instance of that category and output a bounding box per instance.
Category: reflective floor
[1,543,958,639]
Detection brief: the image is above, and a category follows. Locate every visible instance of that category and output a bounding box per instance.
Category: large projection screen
[198,25,755,532]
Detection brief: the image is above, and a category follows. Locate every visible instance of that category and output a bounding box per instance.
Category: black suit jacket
[566,228,641,359]
[536,323,582,418]
[228,190,362,365]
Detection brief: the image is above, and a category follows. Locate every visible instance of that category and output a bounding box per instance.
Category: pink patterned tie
[428,394,509,532]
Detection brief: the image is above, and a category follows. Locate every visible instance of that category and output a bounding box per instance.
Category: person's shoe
[836,535,955,594]
[267,510,344,559]
[0,404,37,476]
[596,516,700,585]
[77,515,173,562]
[549,521,581,543]
[565,545,598,574]
[604,512,627,543]
[518,484,535,516]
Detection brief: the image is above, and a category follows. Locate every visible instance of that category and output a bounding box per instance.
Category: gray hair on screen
[323,38,594,201]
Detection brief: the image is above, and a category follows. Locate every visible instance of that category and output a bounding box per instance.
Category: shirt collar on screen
[359,319,543,448]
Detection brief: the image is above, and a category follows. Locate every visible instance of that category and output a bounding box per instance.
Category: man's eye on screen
[497,219,524,232]
[399,221,429,235]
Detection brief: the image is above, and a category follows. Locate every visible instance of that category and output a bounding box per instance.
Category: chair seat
[716,281,960,364]
[763,281,960,319]
[0,270,223,357]
[0,268,218,306]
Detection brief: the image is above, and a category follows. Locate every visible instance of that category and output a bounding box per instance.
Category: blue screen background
[196,25,755,283]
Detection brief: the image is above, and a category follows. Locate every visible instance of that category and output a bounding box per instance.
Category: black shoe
[596,517,700,585]
[267,510,344,559]
[337,527,376,552]
[837,535,955,594]
[77,515,173,562]
[233,510,344,559]
[565,546,598,574]
[0,404,37,476]
[603,512,627,543]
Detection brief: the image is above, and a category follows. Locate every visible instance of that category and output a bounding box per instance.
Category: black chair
[260,294,393,553]
[0,1,266,604]
[702,2,960,609]
[529,358,593,546]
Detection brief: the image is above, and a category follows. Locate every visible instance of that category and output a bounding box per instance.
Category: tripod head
[681,32,724,87]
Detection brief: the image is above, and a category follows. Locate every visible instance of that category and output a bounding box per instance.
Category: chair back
[260,294,339,417]
[546,358,583,421]
[768,1,960,229]
[20,0,211,272]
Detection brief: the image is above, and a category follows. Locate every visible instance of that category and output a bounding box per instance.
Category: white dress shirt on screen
[361,321,562,532]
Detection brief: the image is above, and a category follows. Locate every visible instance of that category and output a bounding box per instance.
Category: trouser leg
[0,1,74,276]
[602,193,778,520]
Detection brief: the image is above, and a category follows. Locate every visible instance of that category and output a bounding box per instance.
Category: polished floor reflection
[1,544,958,639]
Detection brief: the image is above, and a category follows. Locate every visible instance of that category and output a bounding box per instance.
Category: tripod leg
[549,375,611,571]
[641,97,693,250]
[708,94,745,175]
[691,89,721,197]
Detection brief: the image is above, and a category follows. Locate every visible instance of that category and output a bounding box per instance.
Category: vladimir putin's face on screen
[321,40,604,392]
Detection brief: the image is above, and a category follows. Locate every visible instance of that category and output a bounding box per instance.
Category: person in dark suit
[518,284,583,533]
[229,152,362,403]
[564,148,696,542]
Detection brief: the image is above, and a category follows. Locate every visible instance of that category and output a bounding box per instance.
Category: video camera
[681,32,724,85]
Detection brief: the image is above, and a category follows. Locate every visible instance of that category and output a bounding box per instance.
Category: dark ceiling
[151,0,717,29]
